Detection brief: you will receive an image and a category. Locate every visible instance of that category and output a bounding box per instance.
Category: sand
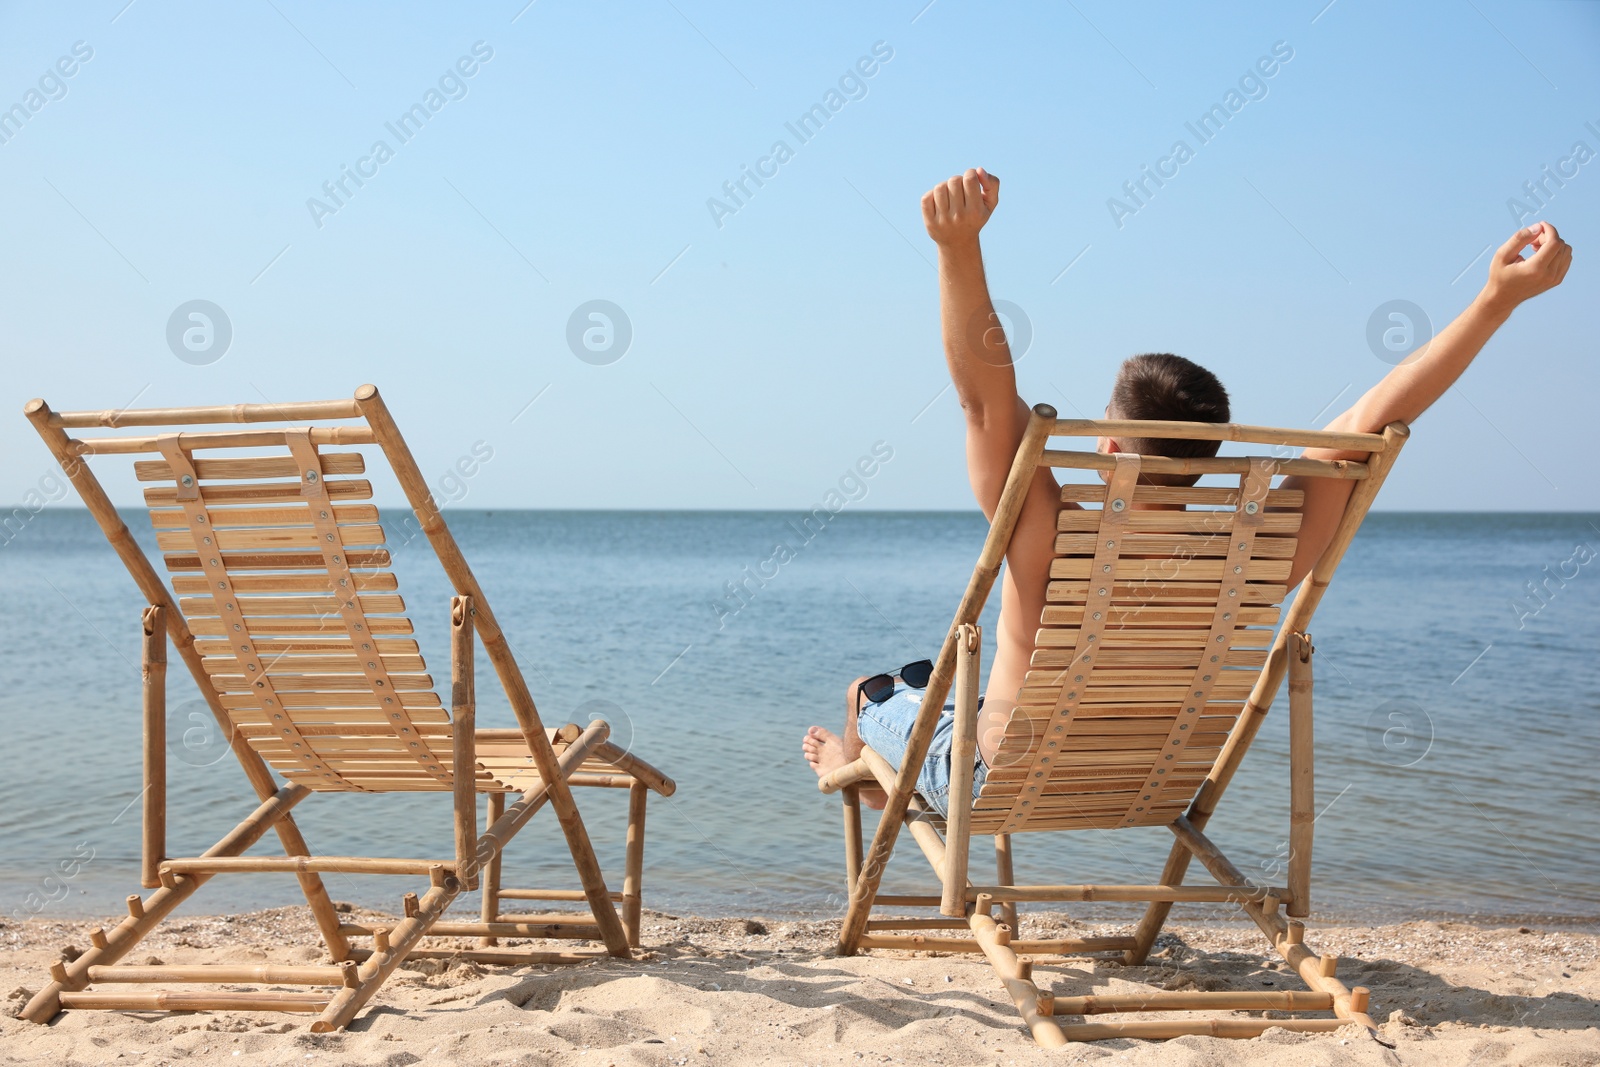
[3,905,1597,1066]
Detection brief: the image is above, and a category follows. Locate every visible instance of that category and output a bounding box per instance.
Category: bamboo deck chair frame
[818,403,1408,1046]
[19,385,675,1032]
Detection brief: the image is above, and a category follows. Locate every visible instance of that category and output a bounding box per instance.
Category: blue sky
[2,0,1595,511]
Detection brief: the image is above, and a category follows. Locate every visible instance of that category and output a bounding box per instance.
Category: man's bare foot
[802,726,886,809]
[802,725,850,779]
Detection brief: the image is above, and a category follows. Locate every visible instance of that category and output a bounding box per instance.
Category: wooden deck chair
[818,403,1408,1046]
[19,385,675,1032]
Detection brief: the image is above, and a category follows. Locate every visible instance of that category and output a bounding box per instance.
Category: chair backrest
[962,412,1405,837]
[23,388,562,797]
[142,434,456,793]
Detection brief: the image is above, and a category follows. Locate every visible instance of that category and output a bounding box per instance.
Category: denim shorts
[855,684,987,818]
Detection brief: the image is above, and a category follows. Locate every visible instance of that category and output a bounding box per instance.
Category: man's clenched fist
[922,167,999,247]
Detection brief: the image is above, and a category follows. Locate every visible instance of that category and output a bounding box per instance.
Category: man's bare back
[804,166,1571,802]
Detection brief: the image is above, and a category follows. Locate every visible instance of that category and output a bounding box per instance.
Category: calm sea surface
[2,509,1596,927]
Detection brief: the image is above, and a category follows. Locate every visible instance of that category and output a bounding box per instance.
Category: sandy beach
[3,905,1596,1065]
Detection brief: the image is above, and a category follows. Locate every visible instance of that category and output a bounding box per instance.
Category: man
[804,167,1572,813]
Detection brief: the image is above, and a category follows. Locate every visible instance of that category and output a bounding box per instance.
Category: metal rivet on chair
[1110,498,1126,512]
[194,514,206,524]
[1238,541,1247,550]
[1244,500,1259,514]
[180,475,194,487]
[1228,588,1238,598]
[1097,587,1107,596]
[305,470,319,482]
[1101,564,1111,573]
[1234,565,1243,574]
[1092,611,1102,620]
[1105,540,1115,548]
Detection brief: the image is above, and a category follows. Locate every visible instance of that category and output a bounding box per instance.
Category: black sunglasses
[860,659,934,705]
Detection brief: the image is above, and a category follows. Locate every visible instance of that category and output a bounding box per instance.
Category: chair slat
[1047,579,1287,603]
[155,525,386,551]
[219,690,442,711]
[163,549,391,572]
[1049,558,1293,583]
[1060,484,1305,508]
[174,572,399,594]
[1057,511,1301,534]
[1054,532,1298,559]
[193,637,418,657]
[179,594,405,616]
[134,453,365,482]
[144,477,373,507]
[151,504,379,528]
[188,616,413,636]
[210,673,434,693]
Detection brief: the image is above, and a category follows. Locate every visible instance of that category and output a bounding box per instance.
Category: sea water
[2,509,1595,926]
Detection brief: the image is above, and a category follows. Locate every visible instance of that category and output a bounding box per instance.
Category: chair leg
[994,835,1019,930]
[479,791,505,947]
[1125,839,1193,965]
[841,784,864,894]
[622,781,647,947]
[313,876,461,1032]
[941,624,980,917]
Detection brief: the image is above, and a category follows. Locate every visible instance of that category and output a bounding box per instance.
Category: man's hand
[1482,221,1573,313]
[921,167,999,248]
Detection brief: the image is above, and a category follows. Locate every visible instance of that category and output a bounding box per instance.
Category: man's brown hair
[1107,353,1230,487]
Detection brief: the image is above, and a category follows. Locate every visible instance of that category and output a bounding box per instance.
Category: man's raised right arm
[922,167,1033,518]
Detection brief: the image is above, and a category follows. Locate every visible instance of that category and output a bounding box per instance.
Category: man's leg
[802,677,888,809]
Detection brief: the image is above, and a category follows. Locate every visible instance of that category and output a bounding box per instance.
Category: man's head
[1100,353,1230,487]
